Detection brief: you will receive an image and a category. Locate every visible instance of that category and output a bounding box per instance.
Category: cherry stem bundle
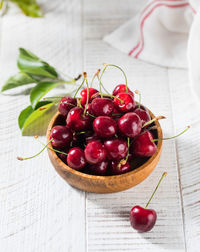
[153,126,190,142]
[145,172,167,209]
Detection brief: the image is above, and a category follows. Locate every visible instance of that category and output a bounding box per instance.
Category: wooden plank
[168,68,200,252]
[83,0,186,251]
[0,1,86,251]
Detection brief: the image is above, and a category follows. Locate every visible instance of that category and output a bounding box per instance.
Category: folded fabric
[104,0,200,102]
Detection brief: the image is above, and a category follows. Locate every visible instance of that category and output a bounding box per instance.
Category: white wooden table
[0,0,200,251]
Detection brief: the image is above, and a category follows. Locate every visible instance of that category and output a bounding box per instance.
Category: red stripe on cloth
[128,0,188,56]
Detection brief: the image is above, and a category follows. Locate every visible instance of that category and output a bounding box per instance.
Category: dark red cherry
[80,88,99,105]
[84,140,107,164]
[133,131,157,157]
[58,96,77,117]
[114,93,135,113]
[113,84,134,97]
[130,206,157,232]
[50,125,73,149]
[104,139,128,160]
[66,107,90,131]
[134,104,148,112]
[134,108,151,127]
[67,147,86,170]
[89,161,109,175]
[93,116,117,138]
[91,98,114,116]
[118,112,142,138]
[111,161,131,175]
[85,131,100,144]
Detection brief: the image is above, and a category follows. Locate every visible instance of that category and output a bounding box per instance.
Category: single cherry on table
[130,172,167,232]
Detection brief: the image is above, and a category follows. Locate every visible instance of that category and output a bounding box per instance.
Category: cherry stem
[101,93,124,103]
[36,137,68,156]
[97,74,110,95]
[125,137,130,162]
[142,116,166,128]
[135,90,141,110]
[17,139,53,161]
[83,72,89,115]
[102,63,128,92]
[91,69,101,88]
[145,172,167,209]
[153,126,190,142]
[73,76,85,98]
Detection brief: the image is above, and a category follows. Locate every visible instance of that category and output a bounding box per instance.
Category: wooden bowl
[47,109,163,193]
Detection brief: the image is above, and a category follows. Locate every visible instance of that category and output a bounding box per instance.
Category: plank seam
[167,68,187,252]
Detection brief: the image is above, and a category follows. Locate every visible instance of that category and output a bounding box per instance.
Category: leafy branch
[1,48,81,134]
[0,0,42,17]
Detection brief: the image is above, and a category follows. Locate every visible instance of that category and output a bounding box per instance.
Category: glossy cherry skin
[104,139,128,160]
[84,140,107,164]
[93,116,117,138]
[85,131,100,144]
[114,93,135,113]
[113,84,134,97]
[89,161,109,175]
[133,131,157,157]
[67,147,86,170]
[134,108,151,127]
[111,161,131,175]
[134,104,148,112]
[118,112,142,138]
[58,96,77,117]
[91,98,114,116]
[66,107,90,131]
[80,88,99,105]
[130,205,157,232]
[50,125,73,149]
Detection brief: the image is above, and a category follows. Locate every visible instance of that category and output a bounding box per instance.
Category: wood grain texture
[0,1,86,251]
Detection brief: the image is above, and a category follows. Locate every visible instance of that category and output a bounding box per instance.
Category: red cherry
[85,131,100,144]
[58,96,77,117]
[118,112,142,138]
[91,98,114,116]
[93,116,117,138]
[134,104,148,112]
[113,84,134,97]
[66,107,90,132]
[89,161,109,175]
[84,140,107,164]
[67,147,86,170]
[104,139,128,160]
[134,108,151,127]
[80,88,98,105]
[111,161,131,175]
[50,125,73,149]
[130,172,167,232]
[130,206,157,232]
[114,93,135,113]
[133,131,157,157]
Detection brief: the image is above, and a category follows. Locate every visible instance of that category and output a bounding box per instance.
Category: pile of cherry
[50,80,159,176]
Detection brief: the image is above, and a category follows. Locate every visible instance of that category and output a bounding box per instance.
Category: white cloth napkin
[104,0,200,103]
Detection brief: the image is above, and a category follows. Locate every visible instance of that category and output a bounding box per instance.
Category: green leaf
[17,48,58,79]
[1,72,36,92]
[10,0,42,17]
[18,101,51,130]
[22,102,55,135]
[30,81,63,109]
[0,0,3,9]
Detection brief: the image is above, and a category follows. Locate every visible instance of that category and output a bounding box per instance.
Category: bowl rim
[46,109,163,181]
